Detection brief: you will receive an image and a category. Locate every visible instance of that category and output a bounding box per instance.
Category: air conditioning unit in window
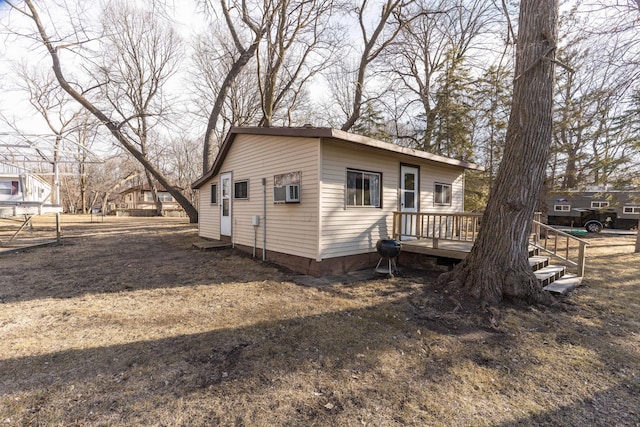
[274,184,300,203]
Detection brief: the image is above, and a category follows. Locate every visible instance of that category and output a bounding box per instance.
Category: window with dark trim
[210,183,218,204]
[434,183,452,206]
[346,169,381,207]
[234,180,249,199]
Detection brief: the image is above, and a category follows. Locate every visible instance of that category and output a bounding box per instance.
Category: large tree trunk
[438,0,558,305]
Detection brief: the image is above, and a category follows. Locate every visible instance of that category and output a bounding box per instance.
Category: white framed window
[0,181,12,195]
[434,183,452,206]
[591,201,609,209]
[234,180,249,199]
[623,206,640,214]
[346,169,381,207]
[158,192,174,202]
[0,180,19,195]
[554,204,571,212]
[210,183,218,204]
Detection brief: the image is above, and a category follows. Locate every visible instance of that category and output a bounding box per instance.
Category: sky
[1,0,635,168]
[0,0,209,166]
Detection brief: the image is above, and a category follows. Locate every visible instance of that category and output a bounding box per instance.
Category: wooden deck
[399,238,473,260]
[393,211,589,278]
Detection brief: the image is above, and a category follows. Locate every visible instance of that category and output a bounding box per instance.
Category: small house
[547,187,640,231]
[0,162,61,217]
[192,127,482,276]
[118,182,184,217]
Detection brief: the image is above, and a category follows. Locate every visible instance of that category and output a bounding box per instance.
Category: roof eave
[191,127,483,189]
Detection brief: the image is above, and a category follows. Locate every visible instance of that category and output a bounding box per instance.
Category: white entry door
[220,172,232,237]
[400,166,419,239]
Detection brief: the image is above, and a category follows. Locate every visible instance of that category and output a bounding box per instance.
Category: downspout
[262,177,267,261]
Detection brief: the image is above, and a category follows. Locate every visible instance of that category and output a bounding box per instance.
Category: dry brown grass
[0,215,638,426]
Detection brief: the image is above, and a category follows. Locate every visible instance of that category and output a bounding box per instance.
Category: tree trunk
[438,0,558,305]
[635,217,640,253]
[341,0,402,132]
[202,42,261,171]
[101,172,139,215]
[144,170,163,216]
[23,0,198,223]
[202,0,267,172]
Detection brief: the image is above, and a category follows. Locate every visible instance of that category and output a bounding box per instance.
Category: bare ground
[0,215,638,426]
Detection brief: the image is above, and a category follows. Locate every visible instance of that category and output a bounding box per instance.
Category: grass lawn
[0,215,638,426]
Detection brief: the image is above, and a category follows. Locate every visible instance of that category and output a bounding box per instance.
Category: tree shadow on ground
[1,276,638,425]
[0,293,508,425]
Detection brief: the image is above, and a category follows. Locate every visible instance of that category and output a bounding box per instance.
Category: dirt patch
[0,215,638,426]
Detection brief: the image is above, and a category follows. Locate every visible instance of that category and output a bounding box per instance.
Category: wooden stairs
[529,248,583,295]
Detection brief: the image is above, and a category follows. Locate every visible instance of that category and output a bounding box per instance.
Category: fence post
[56,212,61,244]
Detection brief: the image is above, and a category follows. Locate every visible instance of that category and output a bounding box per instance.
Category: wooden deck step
[529,255,549,271]
[534,265,566,286]
[543,274,583,295]
[192,240,232,250]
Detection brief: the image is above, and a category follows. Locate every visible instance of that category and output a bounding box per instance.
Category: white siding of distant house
[198,134,320,259]
[318,139,465,259]
[0,173,52,203]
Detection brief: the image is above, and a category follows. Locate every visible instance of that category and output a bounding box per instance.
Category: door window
[222,178,231,216]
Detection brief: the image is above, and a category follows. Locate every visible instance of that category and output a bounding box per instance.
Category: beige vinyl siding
[201,134,320,259]
[420,164,465,212]
[320,141,398,259]
[319,139,465,259]
[198,181,220,239]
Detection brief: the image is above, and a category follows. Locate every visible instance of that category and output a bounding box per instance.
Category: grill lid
[376,239,401,258]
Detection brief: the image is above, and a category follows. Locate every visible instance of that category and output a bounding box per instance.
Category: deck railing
[392,211,589,277]
[530,216,589,277]
[392,211,483,247]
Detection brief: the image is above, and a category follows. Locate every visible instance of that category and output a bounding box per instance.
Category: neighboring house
[547,187,640,232]
[192,127,482,276]
[118,182,185,217]
[0,162,61,218]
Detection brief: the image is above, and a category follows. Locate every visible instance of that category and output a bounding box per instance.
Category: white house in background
[117,181,185,217]
[192,127,482,276]
[0,162,61,217]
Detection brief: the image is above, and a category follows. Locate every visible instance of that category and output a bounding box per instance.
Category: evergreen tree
[430,52,474,161]
[352,101,391,141]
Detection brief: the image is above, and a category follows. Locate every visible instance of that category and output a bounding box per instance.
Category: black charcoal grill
[375,239,401,277]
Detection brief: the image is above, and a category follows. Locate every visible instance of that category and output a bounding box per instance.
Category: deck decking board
[399,238,473,259]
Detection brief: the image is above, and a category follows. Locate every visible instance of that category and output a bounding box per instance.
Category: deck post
[532,212,541,244]
[577,242,586,277]
[392,212,398,239]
